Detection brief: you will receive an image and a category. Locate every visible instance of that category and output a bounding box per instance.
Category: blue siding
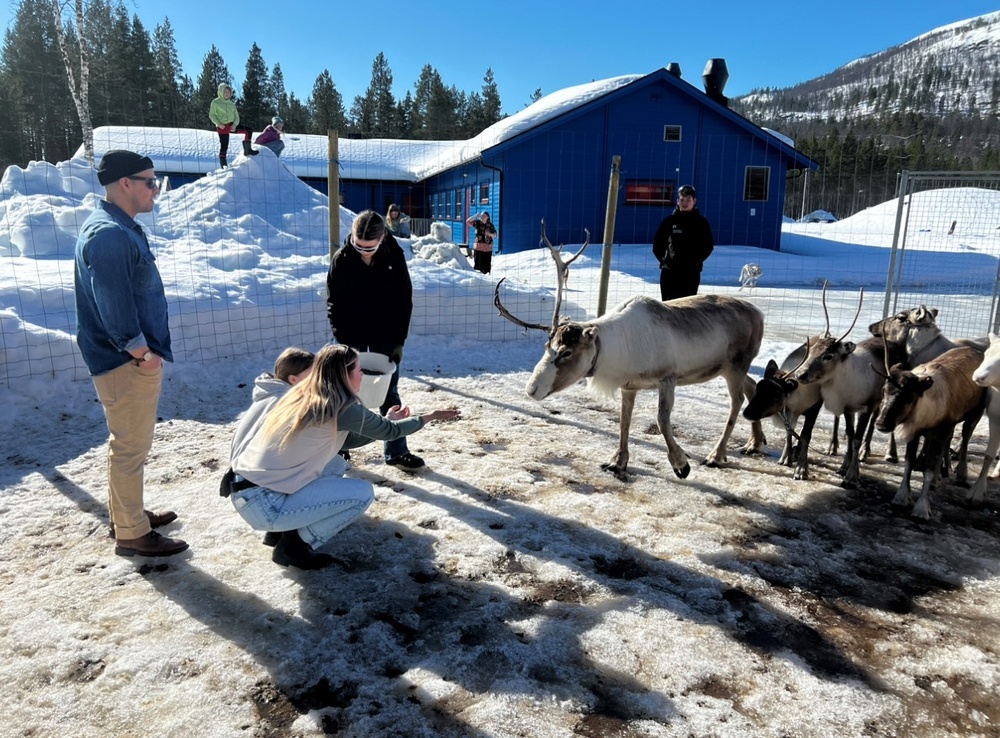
[424,71,815,254]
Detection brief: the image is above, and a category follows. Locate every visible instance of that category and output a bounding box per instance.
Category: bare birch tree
[51,0,94,164]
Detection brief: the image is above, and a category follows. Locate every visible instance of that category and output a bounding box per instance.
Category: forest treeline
[0,0,523,172]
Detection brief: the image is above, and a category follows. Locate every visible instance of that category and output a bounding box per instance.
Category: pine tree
[351,52,396,137]
[2,0,77,164]
[307,69,346,134]
[283,91,308,133]
[240,42,269,131]
[151,18,187,127]
[268,62,285,117]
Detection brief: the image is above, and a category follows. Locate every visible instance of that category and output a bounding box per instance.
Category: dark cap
[678,184,696,198]
[97,150,154,186]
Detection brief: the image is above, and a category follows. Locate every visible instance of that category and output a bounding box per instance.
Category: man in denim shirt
[74,150,188,558]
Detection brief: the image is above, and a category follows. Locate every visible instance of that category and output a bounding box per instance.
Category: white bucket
[356,352,396,409]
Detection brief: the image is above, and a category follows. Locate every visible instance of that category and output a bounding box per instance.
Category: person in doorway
[254,117,285,157]
[385,204,411,238]
[209,83,257,168]
[227,344,460,569]
[652,184,714,300]
[326,211,426,470]
[74,149,187,558]
[467,210,497,275]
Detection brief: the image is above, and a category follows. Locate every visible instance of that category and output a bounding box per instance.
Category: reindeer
[874,346,991,519]
[794,286,903,488]
[870,305,990,476]
[743,340,825,480]
[495,221,765,481]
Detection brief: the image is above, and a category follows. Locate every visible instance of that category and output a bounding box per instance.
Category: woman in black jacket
[326,211,424,469]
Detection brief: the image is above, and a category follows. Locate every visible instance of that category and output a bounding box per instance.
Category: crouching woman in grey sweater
[229,343,460,569]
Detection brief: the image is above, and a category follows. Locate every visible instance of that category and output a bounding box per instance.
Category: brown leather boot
[109,509,177,538]
[115,530,189,558]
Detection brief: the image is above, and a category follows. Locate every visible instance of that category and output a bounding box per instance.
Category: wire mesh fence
[2,130,999,389]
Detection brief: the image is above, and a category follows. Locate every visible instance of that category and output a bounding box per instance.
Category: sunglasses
[352,236,382,254]
[128,175,161,190]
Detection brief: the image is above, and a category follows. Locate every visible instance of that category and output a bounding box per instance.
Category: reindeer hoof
[674,463,691,479]
[600,463,630,482]
[793,468,809,481]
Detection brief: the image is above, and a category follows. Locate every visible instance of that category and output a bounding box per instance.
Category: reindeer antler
[539,219,590,327]
[821,280,831,337]
[836,287,865,342]
[494,278,550,332]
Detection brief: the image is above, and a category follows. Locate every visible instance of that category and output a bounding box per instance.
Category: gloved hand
[390,345,403,365]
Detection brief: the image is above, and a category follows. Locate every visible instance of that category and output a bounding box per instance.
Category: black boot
[271,530,333,570]
[242,140,258,156]
[219,154,227,169]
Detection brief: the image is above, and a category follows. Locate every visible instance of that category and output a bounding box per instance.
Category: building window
[624,181,675,205]
[663,125,682,142]
[432,193,439,219]
[744,167,770,201]
[479,183,489,204]
[445,190,452,219]
[455,189,463,218]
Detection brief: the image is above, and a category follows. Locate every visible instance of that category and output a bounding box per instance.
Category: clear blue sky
[7,1,999,115]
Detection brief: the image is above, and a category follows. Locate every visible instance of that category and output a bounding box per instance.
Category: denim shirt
[74,199,172,375]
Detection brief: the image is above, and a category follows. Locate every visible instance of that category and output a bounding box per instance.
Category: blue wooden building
[418,67,817,253]
[81,64,816,253]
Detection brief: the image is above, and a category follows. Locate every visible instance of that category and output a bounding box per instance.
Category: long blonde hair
[260,344,359,448]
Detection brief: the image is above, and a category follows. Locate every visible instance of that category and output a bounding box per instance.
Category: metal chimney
[702,58,729,107]
[666,62,682,78]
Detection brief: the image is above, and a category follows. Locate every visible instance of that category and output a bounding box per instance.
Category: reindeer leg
[826,414,840,455]
[843,408,874,488]
[601,388,637,481]
[794,401,822,481]
[740,374,766,454]
[892,438,919,508]
[779,411,796,467]
[969,389,1000,508]
[860,410,876,463]
[705,372,743,468]
[653,379,690,478]
[912,430,948,520]
[885,432,898,464]
[837,411,857,479]
[953,412,982,488]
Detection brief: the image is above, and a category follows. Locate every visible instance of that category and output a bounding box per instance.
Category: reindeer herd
[496,225,1000,521]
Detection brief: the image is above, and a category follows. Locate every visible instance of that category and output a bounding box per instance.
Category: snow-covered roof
[74,71,804,182]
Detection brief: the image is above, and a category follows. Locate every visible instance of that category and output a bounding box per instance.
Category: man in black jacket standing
[327,210,424,470]
[652,184,714,300]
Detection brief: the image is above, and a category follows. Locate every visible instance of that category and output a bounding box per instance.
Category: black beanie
[97,150,155,186]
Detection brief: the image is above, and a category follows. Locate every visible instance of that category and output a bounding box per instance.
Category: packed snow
[1,150,999,737]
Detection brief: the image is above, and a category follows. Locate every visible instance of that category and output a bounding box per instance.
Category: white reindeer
[496,222,765,480]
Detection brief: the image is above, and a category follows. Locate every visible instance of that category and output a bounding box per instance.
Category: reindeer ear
[583,326,598,340]
[843,341,856,354]
[918,376,934,392]
[764,359,779,378]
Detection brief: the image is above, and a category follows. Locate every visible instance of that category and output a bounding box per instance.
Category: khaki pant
[92,362,163,539]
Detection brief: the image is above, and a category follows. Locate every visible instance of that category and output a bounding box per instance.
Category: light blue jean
[230,469,373,549]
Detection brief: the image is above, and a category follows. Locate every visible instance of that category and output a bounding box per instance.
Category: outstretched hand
[386,404,411,421]
[426,408,461,423]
